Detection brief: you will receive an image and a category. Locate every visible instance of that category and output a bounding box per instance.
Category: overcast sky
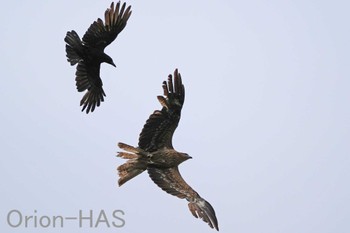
[1,0,349,232]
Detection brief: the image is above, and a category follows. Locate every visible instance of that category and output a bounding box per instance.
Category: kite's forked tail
[116,142,148,186]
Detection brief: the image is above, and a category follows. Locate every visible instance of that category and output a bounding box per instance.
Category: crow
[64,2,132,113]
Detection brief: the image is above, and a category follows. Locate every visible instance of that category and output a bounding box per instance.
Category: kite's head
[180,152,192,162]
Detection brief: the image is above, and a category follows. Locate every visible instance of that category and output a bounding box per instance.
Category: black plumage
[64,2,132,113]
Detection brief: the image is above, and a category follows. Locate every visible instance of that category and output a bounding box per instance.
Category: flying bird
[64,2,132,113]
[117,69,219,230]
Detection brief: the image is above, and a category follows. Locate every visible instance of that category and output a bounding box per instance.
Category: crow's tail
[116,143,148,186]
[64,30,83,65]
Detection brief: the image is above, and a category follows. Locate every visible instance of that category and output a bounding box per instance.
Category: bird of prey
[116,69,219,230]
[64,2,132,113]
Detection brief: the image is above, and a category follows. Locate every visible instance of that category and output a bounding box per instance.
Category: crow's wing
[82,2,132,50]
[138,69,185,152]
[75,62,105,113]
[148,166,219,231]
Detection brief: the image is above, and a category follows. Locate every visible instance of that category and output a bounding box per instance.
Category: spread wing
[138,69,185,152]
[148,167,219,231]
[75,62,105,113]
[82,2,132,50]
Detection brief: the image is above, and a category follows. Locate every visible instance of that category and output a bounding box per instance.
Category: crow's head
[102,53,116,67]
[105,56,116,67]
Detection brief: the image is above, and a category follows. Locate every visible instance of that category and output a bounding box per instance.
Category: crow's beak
[111,61,116,67]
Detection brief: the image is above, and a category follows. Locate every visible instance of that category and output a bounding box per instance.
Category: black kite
[117,69,219,230]
[64,2,132,113]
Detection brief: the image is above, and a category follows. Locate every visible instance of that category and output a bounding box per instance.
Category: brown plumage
[117,69,219,230]
[64,2,132,113]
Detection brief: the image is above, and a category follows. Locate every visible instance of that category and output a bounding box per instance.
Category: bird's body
[65,2,132,113]
[148,148,191,168]
[119,143,190,169]
[69,43,114,67]
[117,69,219,231]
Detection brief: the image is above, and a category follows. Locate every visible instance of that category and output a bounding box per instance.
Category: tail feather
[64,30,83,65]
[117,152,138,159]
[118,142,141,153]
[117,142,147,186]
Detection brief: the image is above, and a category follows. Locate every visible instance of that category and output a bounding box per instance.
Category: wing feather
[82,2,132,50]
[138,69,185,151]
[148,167,197,198]
[75,62,105,113]
[148,167,219,230]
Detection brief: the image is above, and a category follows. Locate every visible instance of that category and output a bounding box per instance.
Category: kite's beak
[182,153,192,160]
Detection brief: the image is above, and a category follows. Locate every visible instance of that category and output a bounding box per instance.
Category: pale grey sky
[1,0,349,232]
